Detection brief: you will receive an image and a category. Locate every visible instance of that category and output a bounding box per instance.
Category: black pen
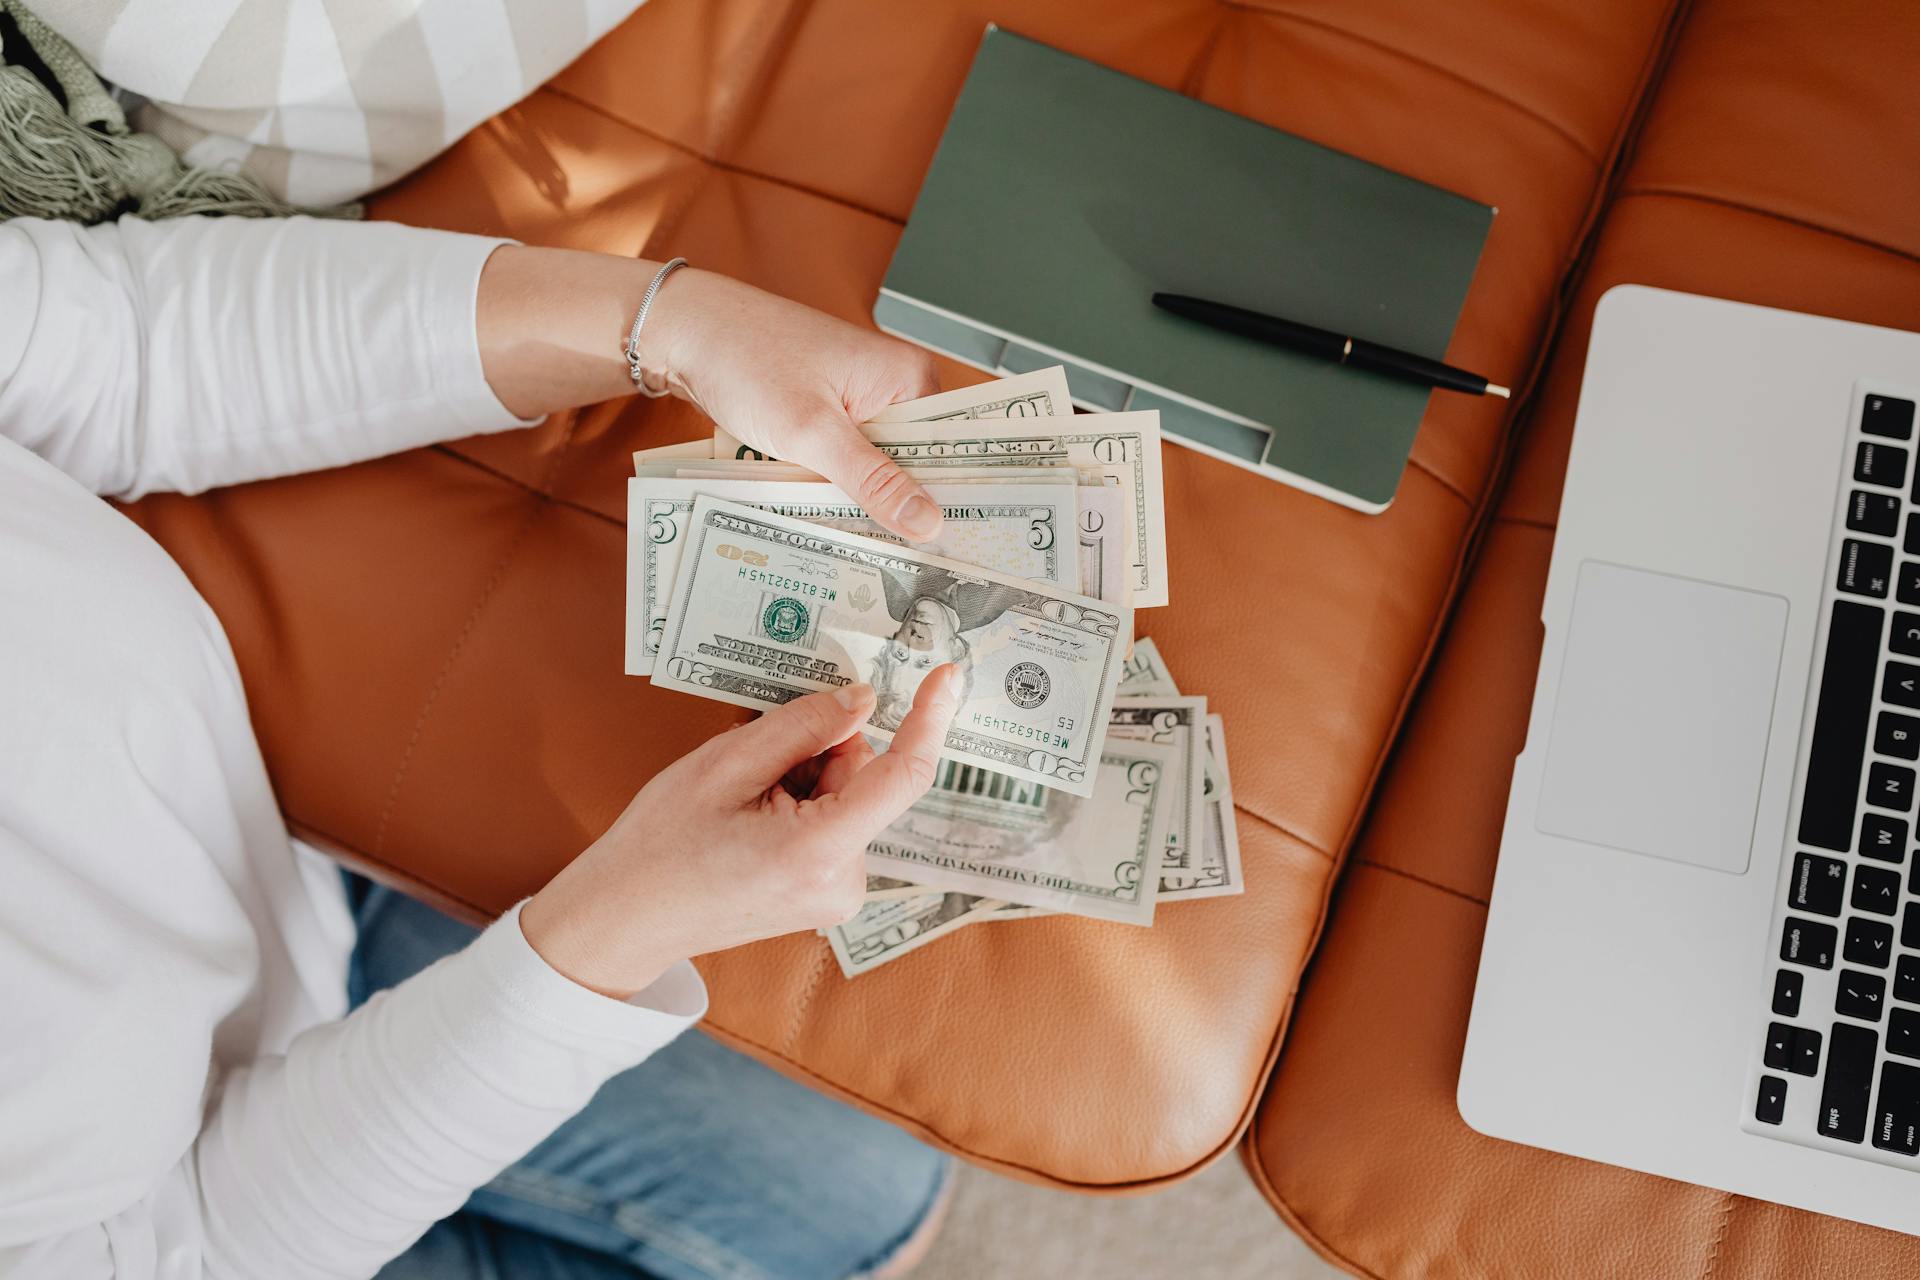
[1151,292,1509,399]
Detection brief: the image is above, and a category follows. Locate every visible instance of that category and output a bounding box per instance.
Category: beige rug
[912,1156,1346,1279]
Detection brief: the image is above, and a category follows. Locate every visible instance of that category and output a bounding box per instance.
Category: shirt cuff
[465,900,707,1059]
[418,233,546,436]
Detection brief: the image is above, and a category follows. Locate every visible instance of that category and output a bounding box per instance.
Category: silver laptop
[1461,285,1920,1234]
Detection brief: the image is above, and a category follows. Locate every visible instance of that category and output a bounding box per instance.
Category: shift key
[1820,1022,1878,1143]
[1800,601,1883,850]
[1873,1061,1920,1155]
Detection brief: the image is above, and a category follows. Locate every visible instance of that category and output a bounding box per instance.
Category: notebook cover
[877,27,1494,511]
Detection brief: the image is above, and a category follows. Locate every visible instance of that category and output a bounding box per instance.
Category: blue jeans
[344,878,952,1280]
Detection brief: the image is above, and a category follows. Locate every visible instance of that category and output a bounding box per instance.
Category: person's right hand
[520,665,961,999]
[636,269,948,542]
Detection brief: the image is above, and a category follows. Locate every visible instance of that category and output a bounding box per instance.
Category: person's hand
[520,666,961,999]
[639,269,946,542]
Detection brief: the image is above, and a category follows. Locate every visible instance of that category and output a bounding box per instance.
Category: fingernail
[834,683,873,712]
[900,494,942,541]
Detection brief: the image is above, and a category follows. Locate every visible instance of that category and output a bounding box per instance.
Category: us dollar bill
[863,873,927,901]
[857,412,1167,609]
[975,902,1053,921]
[1164,712,1246,901]
[652,496,1129,797]
[1113,640,1246,899]
[862,739,1178,924]
[867,365,1072,423]
[708,369,1169,608]
[631,438,715,468]
[1104,697,1209,898]
[712,367,1072,461]
[627,478,1087,671]
[826,891,1003,978]
[1117,636,1177,696]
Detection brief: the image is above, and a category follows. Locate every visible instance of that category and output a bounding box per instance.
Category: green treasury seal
[761,597,810,644]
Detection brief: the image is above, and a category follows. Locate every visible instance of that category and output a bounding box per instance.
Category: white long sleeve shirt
[0,213,707,1278]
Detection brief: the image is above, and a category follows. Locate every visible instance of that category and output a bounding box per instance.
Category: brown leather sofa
[120,0,1920,1273]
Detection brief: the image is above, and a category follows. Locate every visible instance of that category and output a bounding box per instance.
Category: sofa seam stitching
[369,418,582,856]
[1698,1193,1736,1280]
[368,501,541,857]
[433,444,623,526]
[704,0,813,170]
[1618,184,1920,269]
[694,1018,1249,1192]
[543,83,903,228]
[1238,1132,1389,1280]
[1179,5,1237,97]
[1352,857,1488,908]
[1232,801,1332,861]
[780,941,835,1056]
[1407,455,1471,507]
[1218,0,1602,165]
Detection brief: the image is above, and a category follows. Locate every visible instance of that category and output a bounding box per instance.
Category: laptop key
[1766,1022,1822,1075]
[1765,1021,1796,1070]
[1851,490,1903,535]
[1905,901,1920,949]
[1791,852,1848,915]
[1872,1062,1920,1155]
[1801,601,1884,850]
[1892,1007,1920,1060]
[1903,563,1920,607]
[1866,393,1916,441]
[1871,761,1919,811]
[1854,864,1903,915]
[1899,955,1920,1006]
[1845,917,1893,968]
[1909,515,1920,557]
[1783,916,1840,968]
[1860,813,1908,861]
[1886,662,1920,710]
[1858,442,1910,489]
[1795,1026,1824,1074]
[1774,968,1804,1016]
[1878,711,1920,758]
[1840,539,1894,597]
[1757,1075,1789,1126]
[1818,1022,1877,1142]
[1837,969,1887,1022]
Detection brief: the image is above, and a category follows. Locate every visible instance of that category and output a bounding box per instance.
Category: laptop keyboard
[1749,389,1920,1161]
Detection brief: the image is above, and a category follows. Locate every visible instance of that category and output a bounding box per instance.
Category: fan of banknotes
[625,367,1244,977]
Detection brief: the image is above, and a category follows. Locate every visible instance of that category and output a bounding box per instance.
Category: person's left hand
[637,270,946,542]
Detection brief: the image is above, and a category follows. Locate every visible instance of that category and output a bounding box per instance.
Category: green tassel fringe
[0,1,359,224]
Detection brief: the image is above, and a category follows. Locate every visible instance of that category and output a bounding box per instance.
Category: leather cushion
[125,0,1674,1188]
[1247,0,1920,1269]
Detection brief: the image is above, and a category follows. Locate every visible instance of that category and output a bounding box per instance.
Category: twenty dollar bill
[652,496,1130,797]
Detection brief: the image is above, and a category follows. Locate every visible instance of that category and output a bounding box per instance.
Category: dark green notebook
[876,27,1493,512]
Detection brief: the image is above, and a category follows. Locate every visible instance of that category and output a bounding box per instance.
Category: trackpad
[1536,561,1788,874]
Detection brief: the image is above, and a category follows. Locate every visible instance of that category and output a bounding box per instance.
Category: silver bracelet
[623,256,689,397]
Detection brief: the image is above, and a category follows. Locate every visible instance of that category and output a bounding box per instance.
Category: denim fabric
[345,878,952,1280]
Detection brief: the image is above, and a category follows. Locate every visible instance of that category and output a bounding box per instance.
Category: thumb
[712,683,878,795]
[822,664,963,842]
[805,422,944,543]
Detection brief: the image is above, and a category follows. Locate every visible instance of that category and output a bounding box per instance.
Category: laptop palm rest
[1535,560,1789,875]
